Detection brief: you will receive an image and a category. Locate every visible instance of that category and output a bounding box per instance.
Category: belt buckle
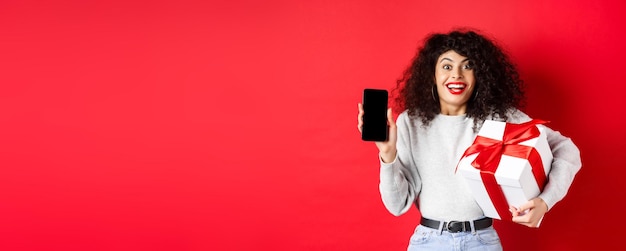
[446,221,465,233]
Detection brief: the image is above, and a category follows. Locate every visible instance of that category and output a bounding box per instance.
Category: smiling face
[434,50,476,115]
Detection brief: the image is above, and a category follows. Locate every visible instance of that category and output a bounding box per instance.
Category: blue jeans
[407,225,502,251]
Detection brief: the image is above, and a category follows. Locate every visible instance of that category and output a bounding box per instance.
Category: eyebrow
[440,58,470,63]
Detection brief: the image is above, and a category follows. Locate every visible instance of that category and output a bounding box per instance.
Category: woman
[357,29,581,250]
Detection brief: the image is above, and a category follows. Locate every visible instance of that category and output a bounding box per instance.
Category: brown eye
[443,65,452,70]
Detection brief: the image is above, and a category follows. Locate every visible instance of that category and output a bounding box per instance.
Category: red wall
[1,0,623,250]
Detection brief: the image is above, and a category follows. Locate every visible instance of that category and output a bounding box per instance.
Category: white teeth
[447,84,465,89]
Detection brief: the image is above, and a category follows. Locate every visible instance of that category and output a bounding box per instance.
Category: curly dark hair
[393,29,525,130]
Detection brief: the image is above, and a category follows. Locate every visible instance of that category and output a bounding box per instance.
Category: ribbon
[458,119,549,220]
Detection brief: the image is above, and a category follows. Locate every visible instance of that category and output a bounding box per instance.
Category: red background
[1,0,624,250]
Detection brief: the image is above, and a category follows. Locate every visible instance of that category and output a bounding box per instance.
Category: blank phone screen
[361,89,388,141]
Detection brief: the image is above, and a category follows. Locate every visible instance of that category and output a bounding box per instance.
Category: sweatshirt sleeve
[538,127,582,210]
[378,112,422,216]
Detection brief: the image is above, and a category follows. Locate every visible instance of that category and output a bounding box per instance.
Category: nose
[452,68,463,79]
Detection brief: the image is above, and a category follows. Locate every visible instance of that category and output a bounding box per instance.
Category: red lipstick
[445,82,466,95]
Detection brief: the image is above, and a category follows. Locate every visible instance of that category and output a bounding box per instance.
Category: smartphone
[361,89,388,141]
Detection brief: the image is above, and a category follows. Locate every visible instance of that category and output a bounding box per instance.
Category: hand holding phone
[357,89,398,162]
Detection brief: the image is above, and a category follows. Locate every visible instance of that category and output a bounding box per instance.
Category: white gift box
[457,120,553,220]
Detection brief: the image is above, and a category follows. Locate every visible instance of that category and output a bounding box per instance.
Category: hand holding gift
[510,197,548,228]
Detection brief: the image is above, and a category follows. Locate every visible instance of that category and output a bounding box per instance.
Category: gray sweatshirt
[379,109,582,221]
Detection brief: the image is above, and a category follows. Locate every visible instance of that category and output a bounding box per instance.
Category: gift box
[457,119,553,221]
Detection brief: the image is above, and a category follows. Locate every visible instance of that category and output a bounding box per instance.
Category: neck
[439,104,467,115]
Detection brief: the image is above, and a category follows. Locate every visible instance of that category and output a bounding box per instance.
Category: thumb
[517,200,535,213]
[509,206,520,217]
[387,108,395,127]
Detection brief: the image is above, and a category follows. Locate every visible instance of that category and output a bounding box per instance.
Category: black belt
[420,217,493,233]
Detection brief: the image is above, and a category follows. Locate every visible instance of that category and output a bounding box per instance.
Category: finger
[516,200,535,213]
[512,208,542,228]
[386,108,397,143]
[509,206,519,217]
[357,103,364,132]
[512,214,531,225]
[510,205,530,223]
[513,216,538,228]
[386,108,396,127]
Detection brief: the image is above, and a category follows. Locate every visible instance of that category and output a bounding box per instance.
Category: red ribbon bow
[458,119,549,220]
